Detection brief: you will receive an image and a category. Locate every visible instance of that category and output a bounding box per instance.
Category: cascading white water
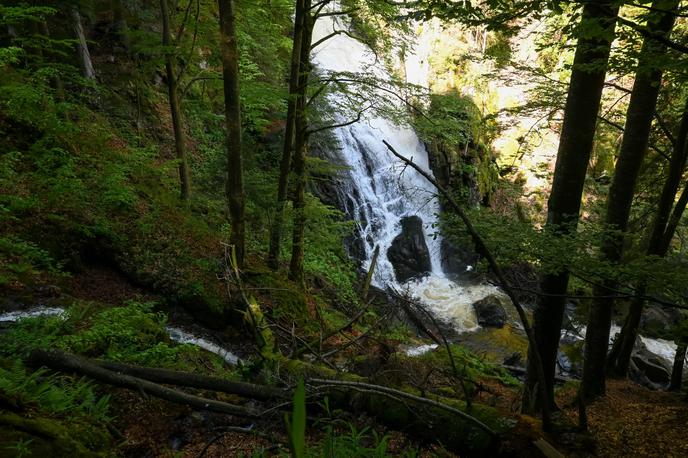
[311,12,501,331]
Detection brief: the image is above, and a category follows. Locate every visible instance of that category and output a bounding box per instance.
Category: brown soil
[560,379,688,457]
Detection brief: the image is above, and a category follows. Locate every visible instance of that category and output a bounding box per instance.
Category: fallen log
[27,349,504,455]
[28,350,257,417]
[308,378,497,438]
[96,360,286,400]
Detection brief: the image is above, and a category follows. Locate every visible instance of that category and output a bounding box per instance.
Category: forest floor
[559,379,688,458]
[6,266,687,457]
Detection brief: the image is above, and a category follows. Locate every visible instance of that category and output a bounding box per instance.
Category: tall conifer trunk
[219,0,246,267]
[268,0,306,270]
[160,0,191,201]
[582,0,678,400]
[288,7,314,287]
[523,0,618,412]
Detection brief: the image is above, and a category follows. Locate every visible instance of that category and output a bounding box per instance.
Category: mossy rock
[459,325,529,364]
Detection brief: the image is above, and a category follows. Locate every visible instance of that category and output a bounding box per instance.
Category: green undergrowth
[0,300,247,456]
[417,343,520,387]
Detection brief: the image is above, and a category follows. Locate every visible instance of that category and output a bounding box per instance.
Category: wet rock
[631,344,671,385]
[617,337,672,388]
[472,294,507,328]
[386,216,431,283]
[440,238,479,281]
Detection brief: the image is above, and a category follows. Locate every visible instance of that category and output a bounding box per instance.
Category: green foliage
[0,301,205,369]
[0,359,111,423]
[0,236,62,286]
[419,343,520,387]
[285,378,307,458]
[415,91,482,148]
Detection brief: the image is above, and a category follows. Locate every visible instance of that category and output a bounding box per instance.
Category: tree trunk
[608,98,688,376]
[523,0,619,413]
[219,0,246,267]
[71,6,96,80]
[268,0,306,271]
[160,0,191,201]
[669,343,687,391]
[582,0,678,400]
[112,0,131,51]
[288,7,314,287]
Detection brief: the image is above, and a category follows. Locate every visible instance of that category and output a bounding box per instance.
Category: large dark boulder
[386,216,431,283]
[631,345,671,385]
[472,294,507,328]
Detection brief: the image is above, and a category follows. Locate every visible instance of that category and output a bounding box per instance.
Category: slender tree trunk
[288,7,314,287]
[660,179,688,253]
[608,99,688,376]
[523,0,618,413]
[112,0,131,51]
[218,0,246,267]
[582,0,678,400]
[71,6,96,80]
[669,343,687,391]
[268,0,306,270]
[160,0,191,201]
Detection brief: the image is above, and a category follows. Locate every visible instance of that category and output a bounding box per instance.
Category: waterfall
[311,13,502,331]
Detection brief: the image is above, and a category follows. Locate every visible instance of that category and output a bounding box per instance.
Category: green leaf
[286,378,306,458]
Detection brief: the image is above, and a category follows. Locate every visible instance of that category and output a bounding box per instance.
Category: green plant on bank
[0,359,111,423]
[5,438,33,458]
[419,343,520,388]
[280,390,413,458]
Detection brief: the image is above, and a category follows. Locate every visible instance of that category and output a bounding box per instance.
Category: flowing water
[311,12,501,331]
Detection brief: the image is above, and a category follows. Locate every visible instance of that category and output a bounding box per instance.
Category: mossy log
[0,412,106,457]
[96,360,286,400]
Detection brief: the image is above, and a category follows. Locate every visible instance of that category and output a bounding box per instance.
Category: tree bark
[268,0,306,271]
[608,98,688,376]
[160,0,191,200]
[288,5,315,287]
[71,6,96,80]
[219,0,246,267]
[669,343,687,391]
[524,0,618,413]
[28,350,257,417]
[582,0,678,400]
